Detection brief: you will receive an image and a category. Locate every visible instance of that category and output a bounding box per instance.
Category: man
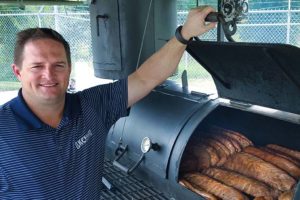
[0,6,216,199]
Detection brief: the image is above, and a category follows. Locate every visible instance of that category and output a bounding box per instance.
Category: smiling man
[0,6,216,199]
[13,36,72,127]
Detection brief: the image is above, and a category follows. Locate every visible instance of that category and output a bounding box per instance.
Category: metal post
[37,6,44,27]
[287,0,291,44]
[217,0,225,42]
[54,5,59,31]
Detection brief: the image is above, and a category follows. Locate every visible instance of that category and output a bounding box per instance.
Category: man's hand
[181,6,217,41]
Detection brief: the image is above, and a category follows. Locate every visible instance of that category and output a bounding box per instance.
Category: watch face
[141,137,151,153]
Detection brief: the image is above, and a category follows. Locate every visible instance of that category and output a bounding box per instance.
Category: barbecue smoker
[104,41,300,200]
[89,0,300,199]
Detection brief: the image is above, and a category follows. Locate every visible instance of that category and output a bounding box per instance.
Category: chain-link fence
[1,4,300,95]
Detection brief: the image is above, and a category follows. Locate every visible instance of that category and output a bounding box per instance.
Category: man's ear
[12,64,22,81]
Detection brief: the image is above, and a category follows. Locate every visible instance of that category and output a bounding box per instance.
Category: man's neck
[22,93,65,128]
[33,104,65,128]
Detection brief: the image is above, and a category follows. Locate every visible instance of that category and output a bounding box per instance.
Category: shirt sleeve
[79,79,128,130]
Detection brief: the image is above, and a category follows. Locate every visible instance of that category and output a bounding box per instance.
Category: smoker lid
[186,41,300,115]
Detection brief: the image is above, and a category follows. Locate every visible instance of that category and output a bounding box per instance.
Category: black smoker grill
[104,41,300,200]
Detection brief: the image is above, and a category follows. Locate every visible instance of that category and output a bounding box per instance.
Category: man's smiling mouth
[40,83,58,87]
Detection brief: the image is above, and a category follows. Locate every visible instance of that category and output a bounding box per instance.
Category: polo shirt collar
[10,90,79,131]
[11,89,43,130]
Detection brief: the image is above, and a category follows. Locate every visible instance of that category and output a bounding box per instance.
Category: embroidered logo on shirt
[75,130,93,150]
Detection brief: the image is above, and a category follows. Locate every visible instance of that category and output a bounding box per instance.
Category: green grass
[0,81,21,91]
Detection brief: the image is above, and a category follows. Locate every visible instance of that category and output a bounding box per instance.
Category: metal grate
[100,160,170,200]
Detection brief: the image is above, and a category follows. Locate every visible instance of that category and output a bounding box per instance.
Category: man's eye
[55,65,66,70]
[31,66,41,70]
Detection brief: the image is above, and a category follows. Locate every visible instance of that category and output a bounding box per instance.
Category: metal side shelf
[100,160,170,200]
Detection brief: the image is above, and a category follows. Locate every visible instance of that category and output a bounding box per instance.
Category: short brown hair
[14,28,71,67]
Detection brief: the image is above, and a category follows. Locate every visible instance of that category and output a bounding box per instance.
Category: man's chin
[39,93,65,103]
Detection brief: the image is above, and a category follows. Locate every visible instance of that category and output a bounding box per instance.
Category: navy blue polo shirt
[0,79,128,199]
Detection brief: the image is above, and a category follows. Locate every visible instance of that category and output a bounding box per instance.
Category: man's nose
[43,66,55,79]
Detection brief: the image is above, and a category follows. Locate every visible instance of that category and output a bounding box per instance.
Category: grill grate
[100,160,170,200]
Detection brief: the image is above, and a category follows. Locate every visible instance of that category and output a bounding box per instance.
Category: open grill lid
[186,41,300,115]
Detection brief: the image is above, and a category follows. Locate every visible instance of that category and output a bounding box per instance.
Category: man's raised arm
[128,6,216,107]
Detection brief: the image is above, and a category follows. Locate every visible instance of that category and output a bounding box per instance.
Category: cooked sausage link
[225,135,242,152]
[223,152,296,191]
[197,143,220,166]
[210,134,237,155]
[184,172,249,200]
[201,138,229,166]
[202,167,280,199]
[262,147,300,167]
[179,179,218,200]
[244,146,300,179]
[208,126,253,147]
[267,144,300,161]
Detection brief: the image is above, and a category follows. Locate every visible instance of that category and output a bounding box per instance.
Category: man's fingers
[205,22,217,31]
[199,7,217,33]
[202,6,216,15]
[182,6,217,38]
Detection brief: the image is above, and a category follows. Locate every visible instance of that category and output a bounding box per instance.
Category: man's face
[12,39,71,105]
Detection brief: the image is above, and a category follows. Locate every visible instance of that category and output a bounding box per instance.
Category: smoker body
[105,41,300,199]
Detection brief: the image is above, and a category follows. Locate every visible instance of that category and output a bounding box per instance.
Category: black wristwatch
[175,26,192,45]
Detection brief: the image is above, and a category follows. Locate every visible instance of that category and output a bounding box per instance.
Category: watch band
[175,26,191,45]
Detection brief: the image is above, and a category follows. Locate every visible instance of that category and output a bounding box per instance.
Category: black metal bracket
[205,12,236,42]
[96,14,109,36]
[113,145,145,174]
